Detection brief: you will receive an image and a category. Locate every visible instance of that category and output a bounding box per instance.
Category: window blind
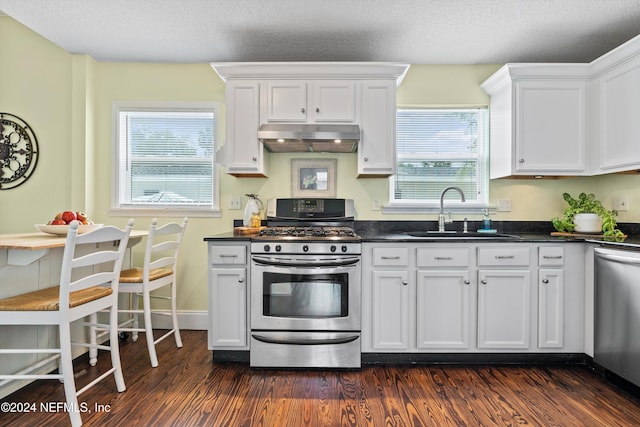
[117,109,215,208]
[393,108,487,203]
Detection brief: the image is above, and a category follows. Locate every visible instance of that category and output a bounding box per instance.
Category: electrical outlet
[228,197,242,210]
[614,196,629,212]
[497,198,512,212]
[372,198,381,211]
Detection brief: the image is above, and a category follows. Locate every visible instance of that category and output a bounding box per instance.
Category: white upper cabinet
[211,62,409,177]
[221,80,268,177]
[263,80,357,123]
[590,35,640,173]
[358,80,397,176]
[482,34,640,178]
[481,65,589,178]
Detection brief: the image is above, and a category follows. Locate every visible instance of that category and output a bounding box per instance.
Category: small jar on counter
[250,212,262,228]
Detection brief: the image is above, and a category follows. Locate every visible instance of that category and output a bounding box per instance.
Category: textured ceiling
[1,0,640,64]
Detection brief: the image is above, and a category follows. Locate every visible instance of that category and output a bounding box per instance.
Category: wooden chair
[94,218,187,368]
[0,219,134,427]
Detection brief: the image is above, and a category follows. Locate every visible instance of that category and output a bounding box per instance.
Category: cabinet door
[477,269,531,349]
[358,80,396,177]
[208,267,248,349]
[310,81,356,122]
[514,81,586,173]
[224,81,267,176]
[416,270,472,349]
[371,270,410,350]
[264,81,307,122]
[538,268,564,348]
[598,56,640,171]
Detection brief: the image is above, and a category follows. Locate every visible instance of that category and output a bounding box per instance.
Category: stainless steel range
[250,198,362,368]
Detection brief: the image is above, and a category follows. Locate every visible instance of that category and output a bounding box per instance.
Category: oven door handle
[251,255,360,267]
[251,333,360,346]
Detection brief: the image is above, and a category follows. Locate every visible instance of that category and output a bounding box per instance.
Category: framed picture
[291,158,337,198]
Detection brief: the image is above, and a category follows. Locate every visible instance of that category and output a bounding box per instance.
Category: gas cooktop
[253,226,360,241]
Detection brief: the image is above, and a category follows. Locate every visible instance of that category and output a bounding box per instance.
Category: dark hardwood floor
[3,330,640,426]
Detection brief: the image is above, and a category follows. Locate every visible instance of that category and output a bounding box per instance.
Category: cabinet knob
[542,279,549,284]
[301,108,305,114]
[252,157,257,162]
[519,158,525,163]
[464,280,471,285]
[364,157,369,162]
[401,280,408,286]
[315,107,320,113]
[238,277,245,283]
[480,280,487,284]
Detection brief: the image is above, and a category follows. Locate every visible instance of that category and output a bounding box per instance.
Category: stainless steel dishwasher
[594,247,640,387]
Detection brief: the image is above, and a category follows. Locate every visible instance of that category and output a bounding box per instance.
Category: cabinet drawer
[478,247,530,266]
[539,246,564,266]
[209,245,246,265]
[417,247,470,268]
[372,247,409,267]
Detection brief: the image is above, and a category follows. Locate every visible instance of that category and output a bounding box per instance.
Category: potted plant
[551,192,624,239]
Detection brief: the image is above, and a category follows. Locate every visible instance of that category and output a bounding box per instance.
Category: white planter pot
[574,213,602,233]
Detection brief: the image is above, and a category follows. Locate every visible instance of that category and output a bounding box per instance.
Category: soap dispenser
[482,209,491,230]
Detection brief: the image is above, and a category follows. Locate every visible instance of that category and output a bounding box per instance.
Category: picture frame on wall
[291,158,337,198]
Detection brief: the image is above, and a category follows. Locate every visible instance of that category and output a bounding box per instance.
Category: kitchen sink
[404,231,521,240]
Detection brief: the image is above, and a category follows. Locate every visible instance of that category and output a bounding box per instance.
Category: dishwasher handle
[595,251,640,266]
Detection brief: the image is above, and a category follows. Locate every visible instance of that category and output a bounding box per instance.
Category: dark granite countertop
[203,221,640,249]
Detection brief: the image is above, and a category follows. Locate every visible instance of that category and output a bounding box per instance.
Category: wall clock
[0,113,39,190]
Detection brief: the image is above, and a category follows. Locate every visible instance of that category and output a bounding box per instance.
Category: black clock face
[0,113,39,190]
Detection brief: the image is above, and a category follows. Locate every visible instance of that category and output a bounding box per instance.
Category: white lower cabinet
[477,269,531,349]
[362,245,412,351]
[416,269,473,349]
[371,270,410,350]
[538,268,564,348]
[416,246,474,350]
[207,242,249,350]
[362,241,584,355]
[477,246,532,349]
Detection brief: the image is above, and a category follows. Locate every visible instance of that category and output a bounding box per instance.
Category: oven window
[263,272,348,318]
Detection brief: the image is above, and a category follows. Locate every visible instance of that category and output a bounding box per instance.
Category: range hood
[257,124,360,153]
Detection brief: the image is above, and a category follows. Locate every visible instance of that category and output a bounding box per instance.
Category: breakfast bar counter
[0,230,147,266]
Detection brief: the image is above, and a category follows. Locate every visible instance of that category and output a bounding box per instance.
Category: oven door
[250,255,361,332]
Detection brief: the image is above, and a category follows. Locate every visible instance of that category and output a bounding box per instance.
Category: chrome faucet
[438,186,466,232]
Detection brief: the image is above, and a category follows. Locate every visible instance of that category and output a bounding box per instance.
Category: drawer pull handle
[543,255,563,259]
[381,256,401,260]
[219,254,239,258]
[495,255,514,259]
[481,280,487,284]
[434,256,453,260]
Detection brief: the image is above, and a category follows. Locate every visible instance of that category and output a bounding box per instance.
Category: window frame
[110,101,221,217]
[385,107,490,214]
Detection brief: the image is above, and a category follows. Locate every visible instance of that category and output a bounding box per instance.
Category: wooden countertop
[0,230,148,250]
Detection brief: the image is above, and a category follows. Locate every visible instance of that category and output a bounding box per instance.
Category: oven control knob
[303,244,309,252]
[263,244,271,252]
[330,245,337,252]
[275,245,282,252]
[341,245,348,253]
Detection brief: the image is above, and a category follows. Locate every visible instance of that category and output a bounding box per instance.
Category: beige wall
[2,16,640,311]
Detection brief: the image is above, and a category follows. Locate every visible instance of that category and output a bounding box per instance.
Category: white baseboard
[146,310,208,330]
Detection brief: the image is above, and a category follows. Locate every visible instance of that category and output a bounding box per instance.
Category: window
[390,108,488,208]
[113,102,219,216]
